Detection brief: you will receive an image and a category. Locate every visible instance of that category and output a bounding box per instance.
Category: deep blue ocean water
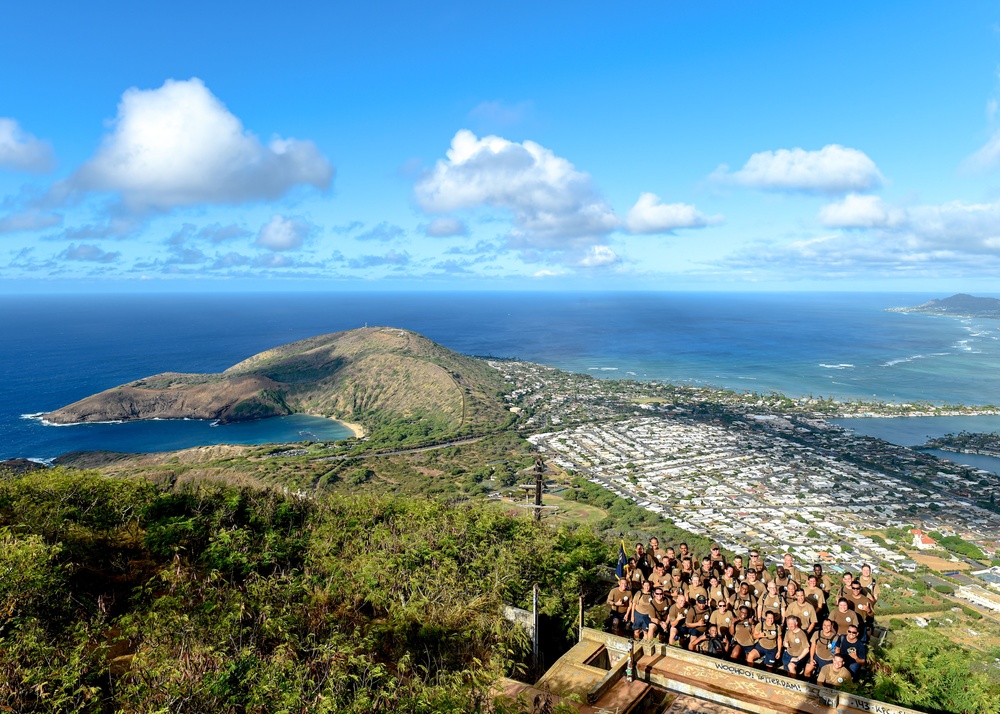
[3,291,1000,461]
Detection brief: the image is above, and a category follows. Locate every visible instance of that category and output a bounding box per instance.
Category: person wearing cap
[746,610,781,669]
[709,543,726,571]
[804,619,841,681]
[816,654,853,688]
[836,623,868,678]
[780,615,810,676]
[683,594,713,643]
[607,577,632,632]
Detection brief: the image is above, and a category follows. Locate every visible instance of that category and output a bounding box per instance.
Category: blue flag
[615,539,628,579]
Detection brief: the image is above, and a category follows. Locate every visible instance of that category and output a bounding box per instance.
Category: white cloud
[255,215,313,251]
[59,243,120,263]
[962,130,1000,174]
[414,130,619,250]
[71,78,333,211]
[714,144,883,193]
[625,193,720,234]
[818,194,904,228]
[424,217,468,237]
[0,209,61,233]
[356,222,405,242]
[0,118,55,173]
[578,245,620,267]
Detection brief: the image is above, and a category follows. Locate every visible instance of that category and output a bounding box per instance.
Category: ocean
[3,291,1000,462]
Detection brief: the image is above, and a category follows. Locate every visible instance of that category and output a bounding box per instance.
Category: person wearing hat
[709,543,726,572]
[607,577,632,632]
[682,594,712,644]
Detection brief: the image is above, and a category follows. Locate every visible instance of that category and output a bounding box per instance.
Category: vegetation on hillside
[0,468,606,713]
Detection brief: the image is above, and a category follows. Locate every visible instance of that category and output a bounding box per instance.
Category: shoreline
[311,414,365,439]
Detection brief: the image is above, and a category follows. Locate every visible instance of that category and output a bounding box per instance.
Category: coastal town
[493,359,1000,610]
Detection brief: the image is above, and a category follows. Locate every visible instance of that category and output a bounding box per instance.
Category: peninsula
[43,327,510,439]
[889,293,1000,319]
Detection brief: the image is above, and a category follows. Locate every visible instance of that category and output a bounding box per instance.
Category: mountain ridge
[43,327,510,438]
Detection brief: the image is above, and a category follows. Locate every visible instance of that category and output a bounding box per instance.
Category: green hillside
[43,327,512,441]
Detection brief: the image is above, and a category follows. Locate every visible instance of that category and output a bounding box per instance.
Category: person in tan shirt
[607,577,632,630]
[746,610,781,668]
[804,619,841,680]
[730,605,757,663]
[780,615,810,676]
[816,654,853,688]
[785,588,818,635]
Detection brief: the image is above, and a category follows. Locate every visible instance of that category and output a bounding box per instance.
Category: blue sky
[4,1,1000,292]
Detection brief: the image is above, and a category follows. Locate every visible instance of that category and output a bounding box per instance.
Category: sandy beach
[333,418,366,438]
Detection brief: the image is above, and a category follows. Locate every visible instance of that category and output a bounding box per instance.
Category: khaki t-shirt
[817,664,852,687]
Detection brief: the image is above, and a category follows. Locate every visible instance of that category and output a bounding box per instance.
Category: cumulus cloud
[722,197,1000,278]
[577,245,620,267]
[625,193,720,234]
[713,144,883,193]
[0,209,61,233]
[59,243,120,263]
[255,215,313,251]
[347,250,411,269]
[69,78,333,211]
[356,222,405,242]
[414,130,618,250]
[424,216,468,237]
[818,194,904,228]
[0,118,55,173]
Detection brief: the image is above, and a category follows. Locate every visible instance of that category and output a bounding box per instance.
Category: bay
[3,291,1000,460]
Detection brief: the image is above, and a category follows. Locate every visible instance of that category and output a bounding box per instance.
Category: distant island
[889,293,1000,319]
[43,327,510,441]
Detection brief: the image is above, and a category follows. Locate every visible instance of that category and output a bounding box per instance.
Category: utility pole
[534,456,544,522]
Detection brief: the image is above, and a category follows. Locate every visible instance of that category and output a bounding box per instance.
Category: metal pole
[579,594,585,642]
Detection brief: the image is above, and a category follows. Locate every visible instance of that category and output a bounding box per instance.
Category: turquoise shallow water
[3,291,999,460]
[19,414,353,460]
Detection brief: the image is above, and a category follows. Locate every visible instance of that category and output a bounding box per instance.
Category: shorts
[633,613,650,632]
[812,655,832,672]
[781,651,807,670]
[751,644,778,665]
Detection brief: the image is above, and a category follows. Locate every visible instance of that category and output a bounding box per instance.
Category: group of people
[607,539,877,688]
